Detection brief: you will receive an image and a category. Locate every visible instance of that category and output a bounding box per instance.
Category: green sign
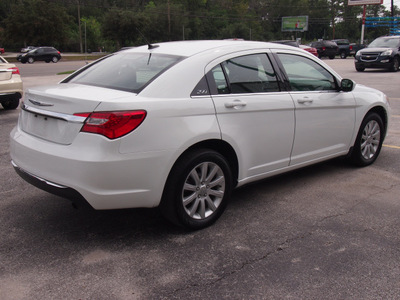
[282,16,308,32]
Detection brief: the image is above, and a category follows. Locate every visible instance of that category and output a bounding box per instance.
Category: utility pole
[77,0,83,53]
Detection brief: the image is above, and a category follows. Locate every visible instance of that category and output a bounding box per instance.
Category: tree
[4,0,73,49]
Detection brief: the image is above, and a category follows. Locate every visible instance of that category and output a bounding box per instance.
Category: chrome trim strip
[22,103,87,123]
[29,99,54,106]
[11,160,68,189]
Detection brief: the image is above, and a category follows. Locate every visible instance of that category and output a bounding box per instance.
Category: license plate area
[20,109,83,145]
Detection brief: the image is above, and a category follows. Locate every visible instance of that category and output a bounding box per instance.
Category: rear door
[207,51,296,182]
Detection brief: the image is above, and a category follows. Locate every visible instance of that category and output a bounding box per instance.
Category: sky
[383,0,400,9]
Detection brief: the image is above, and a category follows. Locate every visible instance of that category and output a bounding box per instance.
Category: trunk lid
[0,64,12,81]
[20,83,137,145]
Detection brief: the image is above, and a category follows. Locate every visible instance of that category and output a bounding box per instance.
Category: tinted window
[65,53,183,93]
[277,53,337,91]
[210,53,279,94]
[368,37,400,48]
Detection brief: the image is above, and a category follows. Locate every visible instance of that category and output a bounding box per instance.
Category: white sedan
[10,40,390,229]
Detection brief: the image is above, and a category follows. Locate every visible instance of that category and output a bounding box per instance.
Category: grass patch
[57,70,76,75]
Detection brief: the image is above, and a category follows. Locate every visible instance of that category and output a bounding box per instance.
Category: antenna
[136,28,159,50]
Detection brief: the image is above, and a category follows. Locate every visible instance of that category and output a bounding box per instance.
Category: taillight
[8,67,20,75]
[349,45,353,51]
[322,47,326,51]
[74,110,146,139]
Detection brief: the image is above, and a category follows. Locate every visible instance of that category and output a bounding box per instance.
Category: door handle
[297,97,313,104]
[224,100,247,108]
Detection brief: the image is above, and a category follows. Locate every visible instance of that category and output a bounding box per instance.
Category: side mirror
[341,79,354,92]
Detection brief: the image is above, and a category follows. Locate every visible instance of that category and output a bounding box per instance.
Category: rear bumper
[10,125,170,210]
[12,160,93,209]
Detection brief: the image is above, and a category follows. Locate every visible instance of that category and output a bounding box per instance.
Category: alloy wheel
[360,120,381,160]
[182,161,225,220]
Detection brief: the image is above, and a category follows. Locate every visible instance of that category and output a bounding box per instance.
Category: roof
[123,40,289,57]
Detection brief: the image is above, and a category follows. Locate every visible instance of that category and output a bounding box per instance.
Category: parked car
[270,40,299,47]
[355,35,400,72]
[271,40,319,57]
[20,46,37,53]
[10,40,390,229]
[17,46,61,64]
[299,44,319,57]
[309,40,339,59]
[0,56,23,110]
[349,43,366,56]
[332,39,352,59]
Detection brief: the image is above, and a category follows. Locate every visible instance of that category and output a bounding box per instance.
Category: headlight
[381,49,393,56]
[355,50,361,57]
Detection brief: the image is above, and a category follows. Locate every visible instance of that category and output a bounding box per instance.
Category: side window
[208,53,279,95]
[211,65,230,94]
[277,53,337,91]
[222,54,279,94]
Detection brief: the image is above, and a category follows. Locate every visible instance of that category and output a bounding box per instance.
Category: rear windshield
[64,52,184,93]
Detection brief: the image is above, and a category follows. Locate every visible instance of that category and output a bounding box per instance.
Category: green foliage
[3,0,73,50]
[0,0,397,51]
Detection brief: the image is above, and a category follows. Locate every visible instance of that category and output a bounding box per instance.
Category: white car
[10,40,390,229]
[0,56,23,110]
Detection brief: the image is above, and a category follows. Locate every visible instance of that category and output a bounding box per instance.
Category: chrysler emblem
[29,99,54,107]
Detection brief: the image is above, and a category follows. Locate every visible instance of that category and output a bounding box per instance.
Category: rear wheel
[160,149,233,230]
[52,56,59,63]
[1,95,20,110]
[349,113,384,167]
[340,51,347,59]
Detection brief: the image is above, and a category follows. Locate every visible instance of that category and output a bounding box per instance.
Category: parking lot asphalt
[0,58,399,299]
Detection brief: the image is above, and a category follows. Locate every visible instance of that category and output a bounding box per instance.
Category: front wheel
[340,51,347,59]
[160,149,233,230]
[356,66,365,72]
[349,113,384,167]
[27,57,34,64]
[329,55,335,59]
[390,57,399,72]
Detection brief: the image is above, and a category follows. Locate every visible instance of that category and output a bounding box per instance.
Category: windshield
[64,52,184,93]
[368,37,400,48]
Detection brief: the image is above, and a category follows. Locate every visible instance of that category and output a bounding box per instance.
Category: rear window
[64,52,184,93]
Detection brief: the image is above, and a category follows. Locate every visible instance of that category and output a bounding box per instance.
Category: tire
[329,55,335,59]
[1,95,20,110]
[390,57,399,72]
[45,60,50,63]
[349,113,384,167]
[160,149,233,230]
[28,57,34,64]
[356,66,365,72]
[340,51,347,59]
[52,56,59,63]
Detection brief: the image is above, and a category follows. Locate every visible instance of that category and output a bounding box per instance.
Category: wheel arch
[367,105,389,136]
[167,139,239,190]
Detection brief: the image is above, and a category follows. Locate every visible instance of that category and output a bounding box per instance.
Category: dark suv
[18,47,61,64]
[309,40,338,59]
[355,36,400,72]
